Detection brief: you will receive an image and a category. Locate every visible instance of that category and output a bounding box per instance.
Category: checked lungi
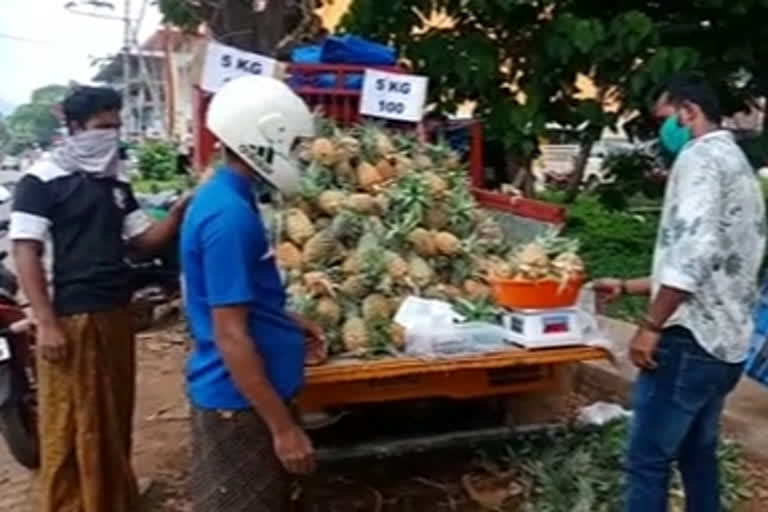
[189,407,290,511]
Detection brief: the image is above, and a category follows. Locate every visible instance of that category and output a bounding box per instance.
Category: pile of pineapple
[271,121,583,360]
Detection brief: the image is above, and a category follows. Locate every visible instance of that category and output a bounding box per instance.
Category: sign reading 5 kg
[360,69,429,123]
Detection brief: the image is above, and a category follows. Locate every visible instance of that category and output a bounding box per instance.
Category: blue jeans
[625,327,743,512]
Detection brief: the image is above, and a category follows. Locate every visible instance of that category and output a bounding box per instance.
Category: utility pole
[122,0,132,130]
[63,1,134,130]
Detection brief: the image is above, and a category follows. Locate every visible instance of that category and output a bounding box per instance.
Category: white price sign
[200,40,278,93]
[359,69,429,123]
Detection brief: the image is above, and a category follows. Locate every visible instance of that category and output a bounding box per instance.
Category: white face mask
[52,128,121,178]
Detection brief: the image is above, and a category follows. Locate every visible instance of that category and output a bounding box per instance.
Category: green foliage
[504,420,746,511]
[561,196,658,319]
[137,140,178,182]
[595,147,666,210]
[156,0,201,31]
[2,83,68,155]
[342,1,768,194]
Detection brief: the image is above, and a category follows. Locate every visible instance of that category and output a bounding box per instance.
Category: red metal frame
[192,63,565,225]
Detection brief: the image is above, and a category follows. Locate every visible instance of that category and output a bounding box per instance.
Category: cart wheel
[0,400,39,469]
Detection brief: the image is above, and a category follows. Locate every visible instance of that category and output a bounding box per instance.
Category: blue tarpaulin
[289,35,396,90]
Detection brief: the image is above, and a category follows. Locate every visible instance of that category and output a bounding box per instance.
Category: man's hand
[292,314,328,366]
[629,327,661,370]
[273,423,316,475]
[38,321,69,363]
[593,278,624,305]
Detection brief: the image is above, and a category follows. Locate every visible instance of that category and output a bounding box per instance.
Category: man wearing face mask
[9,86,188,512]
[595,74,766,511]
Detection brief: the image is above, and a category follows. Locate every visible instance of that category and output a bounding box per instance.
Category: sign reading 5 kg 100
[360,69,429,123]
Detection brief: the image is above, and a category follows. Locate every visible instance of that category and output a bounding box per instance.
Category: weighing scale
[501,307,599,349]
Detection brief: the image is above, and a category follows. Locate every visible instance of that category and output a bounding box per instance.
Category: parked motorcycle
[0,242,39,469]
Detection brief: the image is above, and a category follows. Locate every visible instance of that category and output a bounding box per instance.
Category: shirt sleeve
[122,186,153,240]
[10,175,52,242]
[201,209,263,307]
[657,151,722,293]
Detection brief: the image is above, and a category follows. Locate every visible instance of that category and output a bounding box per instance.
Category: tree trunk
[564,133,597,202]
[201,0,288,55]
[507,151,535,197]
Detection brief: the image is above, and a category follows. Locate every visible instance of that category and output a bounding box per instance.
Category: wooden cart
[299,345,608,413]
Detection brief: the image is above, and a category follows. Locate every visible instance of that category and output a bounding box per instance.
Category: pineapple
[463,279,491,301]
[342,252,363,275]
[424,203,449,231]
[413,153,434,170]
[302,230,340,266]
[385,252,409,281]
[310,138,338,166]
[517,242,549,268]
[357,161,384,192]
[375,131,396,156]
[339,275,369,299]
[302,271,336,297]
[376,158,397,181]
[315,297,342,327]
[284,208,315,246]
[342,316,368,353]
[337,135,361,158]
[424,172,449,197]
[314,217,332,231]
[317,190,347,216]
[276,242,302,270]
[329,211,366,245]
[407,228,437,257]
[389,324,407,351]
[344,193,379,215]
[408,255,434,288]
[362,294,392,323]
[333,158,357,184]
[435,232,461,256]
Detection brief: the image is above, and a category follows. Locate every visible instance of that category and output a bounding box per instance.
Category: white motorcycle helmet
[206,75,314,196]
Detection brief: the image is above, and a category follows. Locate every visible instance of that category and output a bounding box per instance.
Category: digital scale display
[541,314,571,334]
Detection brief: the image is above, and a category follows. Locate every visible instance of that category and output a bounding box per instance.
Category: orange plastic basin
[490,275,584,310]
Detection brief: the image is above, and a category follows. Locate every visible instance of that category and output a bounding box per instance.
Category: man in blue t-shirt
[181,76,324,511]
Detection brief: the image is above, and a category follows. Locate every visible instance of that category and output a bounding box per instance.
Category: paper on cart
[393,296,464,330]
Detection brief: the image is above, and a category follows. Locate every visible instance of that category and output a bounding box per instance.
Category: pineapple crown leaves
[313,111,338,138]
[298,161,336,200]
[452,297,501,323]
[329,209,367,243]
[351,121,392,162]
[533,228,581,256]
[365,317,401,357]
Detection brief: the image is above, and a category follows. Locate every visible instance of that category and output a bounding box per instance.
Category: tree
[157,0,328,55]
[341,0,768,199]
[3,84,68,155]
[0,116,10,155]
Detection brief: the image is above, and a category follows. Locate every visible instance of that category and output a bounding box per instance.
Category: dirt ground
[1,319,768,511]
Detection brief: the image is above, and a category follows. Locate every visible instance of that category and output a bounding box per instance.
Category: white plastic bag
[577,401,631,426]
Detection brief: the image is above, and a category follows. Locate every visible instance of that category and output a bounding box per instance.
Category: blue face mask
[659,115,692,156]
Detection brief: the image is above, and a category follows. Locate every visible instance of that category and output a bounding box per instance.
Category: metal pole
[122,0,132,131]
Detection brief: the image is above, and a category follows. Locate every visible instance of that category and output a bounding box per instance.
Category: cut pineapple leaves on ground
[270,121,585,359]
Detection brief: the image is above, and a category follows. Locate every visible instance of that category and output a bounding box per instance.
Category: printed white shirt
[652,130,766,362]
